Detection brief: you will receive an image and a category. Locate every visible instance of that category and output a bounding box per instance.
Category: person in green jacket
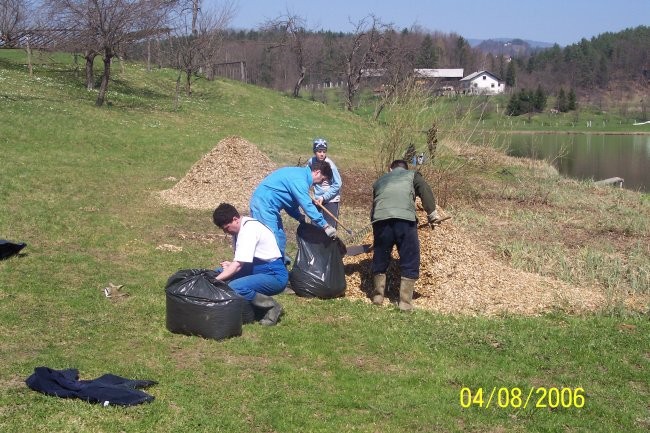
[370,159,439,311]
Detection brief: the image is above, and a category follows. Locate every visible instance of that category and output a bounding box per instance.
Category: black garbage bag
[0,239,26,260]
[289,222,346,299]
[165,269,244,340]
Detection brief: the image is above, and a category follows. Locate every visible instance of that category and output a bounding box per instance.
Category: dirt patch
[341,170,373,210]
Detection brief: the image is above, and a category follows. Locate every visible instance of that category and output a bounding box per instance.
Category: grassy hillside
[1,50,649,433]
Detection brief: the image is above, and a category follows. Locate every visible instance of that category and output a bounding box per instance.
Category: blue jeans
[220,258,288,301]
[371,219,420,279]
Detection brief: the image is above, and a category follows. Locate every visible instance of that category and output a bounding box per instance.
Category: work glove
[324,224,337,239]
[427,210,441,224]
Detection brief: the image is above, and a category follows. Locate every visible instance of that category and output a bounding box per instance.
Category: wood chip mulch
[342,209,608,316]
[158,136,277,212]
[156,136,626,317]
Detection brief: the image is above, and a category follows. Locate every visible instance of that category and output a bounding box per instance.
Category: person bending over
[250,160,337,262]
[370,159,439,311]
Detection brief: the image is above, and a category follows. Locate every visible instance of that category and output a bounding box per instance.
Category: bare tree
[169,1,234,97]
[340,15,390,111]
[0,0,32,47]
[371,29,417,120]
[263,13,314,98]
[43,0,174,105]
[1,0,35,74]
[38,0,99,89]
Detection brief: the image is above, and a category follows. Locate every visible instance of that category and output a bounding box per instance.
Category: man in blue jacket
[250,160,336,261]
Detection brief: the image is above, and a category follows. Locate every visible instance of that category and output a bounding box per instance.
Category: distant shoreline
[500,130,650,136]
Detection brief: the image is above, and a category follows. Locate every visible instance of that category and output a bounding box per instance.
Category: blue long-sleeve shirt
[251,166,327,227]
[307,156,342,203]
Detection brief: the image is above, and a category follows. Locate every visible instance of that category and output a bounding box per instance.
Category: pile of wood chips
[158,136,276,212]
[343,208,607,316]
[158,136,611,316]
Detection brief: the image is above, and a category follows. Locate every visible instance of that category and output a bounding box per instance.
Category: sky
[212,0,650,46]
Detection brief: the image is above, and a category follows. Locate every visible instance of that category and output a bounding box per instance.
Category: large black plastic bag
[165,269,244,340]
[289,222,346,298]
[0,239,26,260]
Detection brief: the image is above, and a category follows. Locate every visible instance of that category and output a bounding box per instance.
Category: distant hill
[468,38,556,48]
[468,38,556,57]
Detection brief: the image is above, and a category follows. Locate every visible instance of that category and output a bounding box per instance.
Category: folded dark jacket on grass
[26,367,157,406]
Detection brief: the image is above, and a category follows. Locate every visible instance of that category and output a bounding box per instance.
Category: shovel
[344,243,373,256]
[346,216,451,256]
[417,215,452,229]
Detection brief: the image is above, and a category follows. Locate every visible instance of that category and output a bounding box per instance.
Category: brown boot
[399,277,416,311]
[372,273,386,305]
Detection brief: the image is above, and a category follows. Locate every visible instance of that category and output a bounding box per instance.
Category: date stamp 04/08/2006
[459,387,586,409]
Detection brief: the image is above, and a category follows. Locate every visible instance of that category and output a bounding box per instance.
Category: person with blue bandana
[307,138,342,228]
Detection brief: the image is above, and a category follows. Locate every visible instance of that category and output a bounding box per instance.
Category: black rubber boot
[251,293,284,326]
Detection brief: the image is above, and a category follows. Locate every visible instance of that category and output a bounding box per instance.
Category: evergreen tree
[416,35,438,68]
[596,56,609,88]
[533,85,547,112]
[456,36,470,68]
[498,55,506,79]
[259,47,273,86]
[506,93,521,116]
[557,88,568,112]
[568,88,577,110]
[505,60,516,87]
[506,89,540,116]
[520,89,534,114]
[526,56,536,73]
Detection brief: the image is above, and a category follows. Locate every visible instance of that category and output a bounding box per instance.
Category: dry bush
[370,82,518,208]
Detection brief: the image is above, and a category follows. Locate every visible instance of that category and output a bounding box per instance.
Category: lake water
[499,133,650,192]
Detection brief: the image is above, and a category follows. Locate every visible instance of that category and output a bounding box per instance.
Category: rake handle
[310,194,353,235]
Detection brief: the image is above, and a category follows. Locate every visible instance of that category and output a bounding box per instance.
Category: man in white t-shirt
[213,203,288,326]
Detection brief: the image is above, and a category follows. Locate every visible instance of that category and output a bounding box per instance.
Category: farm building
[414,68,464,94]
[459,70,505,95]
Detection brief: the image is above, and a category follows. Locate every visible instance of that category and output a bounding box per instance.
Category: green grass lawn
[0,50,648,433]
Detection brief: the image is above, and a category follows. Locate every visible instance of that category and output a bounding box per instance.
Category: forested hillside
[3,0,646,112]
[198,24,649,110]
[511,26,649,102]
[211,26,645,90]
